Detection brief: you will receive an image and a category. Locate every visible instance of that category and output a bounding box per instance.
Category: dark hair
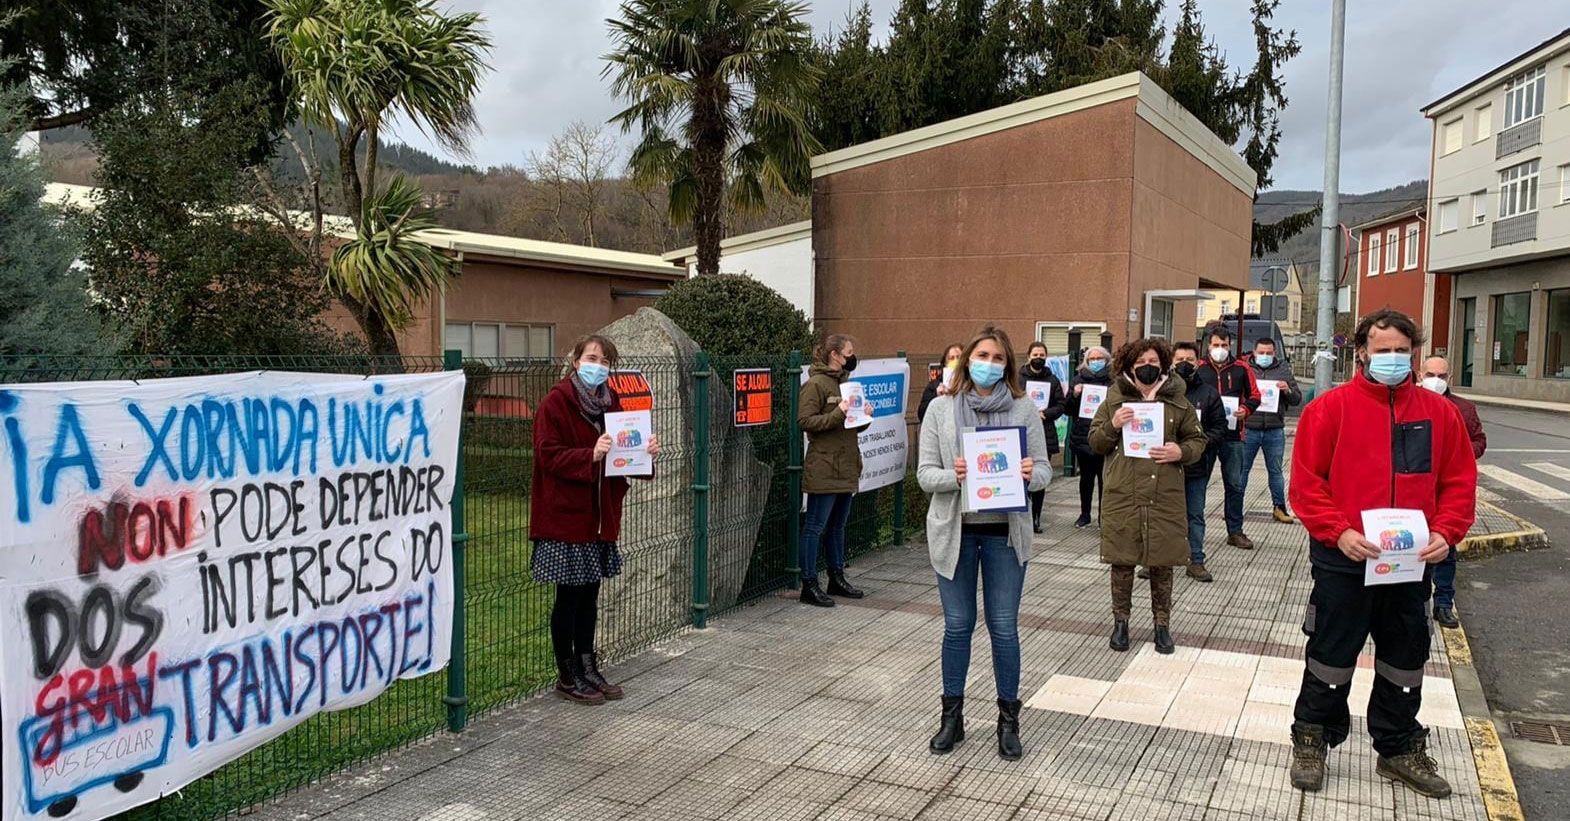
[814,333,854,365]
[1173,341,1199,354]
[950,323,1024,399]
[570,334,619,369]
[1205,323,1233,343]
[1253,337,1277,350]
[1027,341,1048,357]
[1113,337,1174,376]
[1354,308,1425,349]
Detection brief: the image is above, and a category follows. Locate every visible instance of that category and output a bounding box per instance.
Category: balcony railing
[1496,117,1542,159]
[1491,212,1538,247]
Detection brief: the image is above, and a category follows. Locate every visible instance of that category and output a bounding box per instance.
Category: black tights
[1076,451,1105,518]
[551,582,601,660]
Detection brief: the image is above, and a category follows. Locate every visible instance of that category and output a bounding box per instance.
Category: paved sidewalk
[252,469,1493,821]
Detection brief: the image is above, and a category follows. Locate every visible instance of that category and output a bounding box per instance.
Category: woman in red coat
[530,334,660,704]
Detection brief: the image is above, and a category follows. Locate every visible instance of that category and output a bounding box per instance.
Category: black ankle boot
[827,569,864,599]
[800,577,835,607]
[555,655,605,705]
[1154,625,1175,655]
[1109,620,1130,652]
[997,698,1023,760]
[929,695,965,754]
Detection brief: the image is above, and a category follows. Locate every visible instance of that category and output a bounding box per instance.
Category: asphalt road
[1456,404,1570,821]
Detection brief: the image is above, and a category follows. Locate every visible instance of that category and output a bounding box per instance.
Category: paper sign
[1026,381,1053,411]
[928,362,943,383]
[733,368,773,427]
[1221,396,1240,430]
[1122,402,1165,459]
[1361,508,1430,586]
[607,369,652,412]
[962,427,1028,513]
[841,382,872,428]
[1259,383,1280,414]
[605,410,654,476]
[1078,384,1108,420]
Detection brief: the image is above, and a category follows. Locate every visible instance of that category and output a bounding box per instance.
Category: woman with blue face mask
[529,334,661,705]
[1066,346,1113,528]
[917,324,1052,762]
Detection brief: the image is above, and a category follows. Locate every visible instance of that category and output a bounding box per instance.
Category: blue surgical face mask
[1255,354,1275,368]
[577,362,610,388]
[969,359,1005,388]
[1366,353,1412,386]
[1087,359,1107,374]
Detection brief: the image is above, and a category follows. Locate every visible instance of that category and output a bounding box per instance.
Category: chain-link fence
[0,350,921,819]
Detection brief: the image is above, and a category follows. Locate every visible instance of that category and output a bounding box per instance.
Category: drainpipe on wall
[439,250,462,357]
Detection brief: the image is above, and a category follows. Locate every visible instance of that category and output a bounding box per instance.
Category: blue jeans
[1185,474,1209,565]
[1217,439,1245,535]
[1432,547,1459,609]
[935,532,1027,700]
[801,492,853,581]
[1241,427,1287,509]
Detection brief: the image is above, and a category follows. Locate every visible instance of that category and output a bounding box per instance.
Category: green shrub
[655,274,814,356]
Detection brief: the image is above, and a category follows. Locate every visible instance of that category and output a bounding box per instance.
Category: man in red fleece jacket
[1287,309,1477,799]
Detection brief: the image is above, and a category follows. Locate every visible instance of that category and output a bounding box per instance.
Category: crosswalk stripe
[1477,464,1570,500]
[1524,462,1570,482]
[1488,448,1570,454]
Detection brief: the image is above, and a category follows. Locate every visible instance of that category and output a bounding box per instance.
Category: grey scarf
[569,370,616,423]
[954,385,1016,452]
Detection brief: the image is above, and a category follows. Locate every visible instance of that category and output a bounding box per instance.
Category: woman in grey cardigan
[918,324,1051,762]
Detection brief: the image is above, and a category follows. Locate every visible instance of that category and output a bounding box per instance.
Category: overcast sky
[394,0,1552,196]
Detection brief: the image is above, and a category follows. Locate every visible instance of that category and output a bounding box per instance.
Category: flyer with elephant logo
[1360,508,1429,586]
[961,427,1027,513]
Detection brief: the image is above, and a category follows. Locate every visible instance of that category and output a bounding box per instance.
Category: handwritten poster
[1362,508,1429,587]
[1121,402,1164,459]
[1077,384,1108,420]
[800,359,909,493]
[604,411,653,476]
[0,370,463,821]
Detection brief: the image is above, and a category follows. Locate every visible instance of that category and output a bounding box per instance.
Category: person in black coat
[1020,341,1066,533]
[918,343,965,422]
[1174,342,1228,581]
[1063,345,1113,528]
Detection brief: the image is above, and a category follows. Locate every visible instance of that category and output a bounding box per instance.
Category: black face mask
[1174,362,1197,380]
[842,354,858,373]
[1029,357,1046,369]
[1134,364,1162,385]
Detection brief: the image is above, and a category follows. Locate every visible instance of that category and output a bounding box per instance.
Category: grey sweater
[917,392,1052,580]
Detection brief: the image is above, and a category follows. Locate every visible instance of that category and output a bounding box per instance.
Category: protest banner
[0,370,463,821]
[801,358,909,493]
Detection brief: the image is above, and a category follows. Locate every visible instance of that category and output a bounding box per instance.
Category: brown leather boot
[555,655,606,705]
[579,652,623,700]
[1377,729,1452,798]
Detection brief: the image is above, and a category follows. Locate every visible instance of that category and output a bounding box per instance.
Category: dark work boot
[555,656,606,705]
[1377,729,1452,798]
[800,577,836,607]
[579,652,623,700]
[929,695,965,754]
[1033,514,1044,534]
[827,569,865,599]
[1075,513,1092,528]
[997,699,1024,761]
[1109,620,1130,652]
[1433,606,1459,629]
[1153,625,1175,655]
[1289,721,1328,792]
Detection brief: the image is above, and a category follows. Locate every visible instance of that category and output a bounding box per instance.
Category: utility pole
[1314,0,1347,394]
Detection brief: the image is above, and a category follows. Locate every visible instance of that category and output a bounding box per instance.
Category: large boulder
[591,308,773,656]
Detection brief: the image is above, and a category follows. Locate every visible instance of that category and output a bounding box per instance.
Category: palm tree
[604,0,821,277]
[263,0,490,356]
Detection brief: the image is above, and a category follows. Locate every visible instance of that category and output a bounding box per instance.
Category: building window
[1547,289,1570,378]
[1560,164,1570,205]
[1491,292,1532,376]
[1150,299,1174,339]
[444,322,554,361]
[1471,191,1488,225]
[1441,117,1464,155]
[1367,233,1381,276]
[1503,65,1546,128]
[1475,103,1492,141]
[1498,159,1540,219]
[1246,298,1258,314]
[1404,224,1419,269]
[1437,199,1459,233]
[1384,229,1399,272]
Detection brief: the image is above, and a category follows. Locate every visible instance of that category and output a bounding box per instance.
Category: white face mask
[1209,347,1230,363]
[1420,376,1448,395]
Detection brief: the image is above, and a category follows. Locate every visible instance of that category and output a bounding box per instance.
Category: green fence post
[893,350,907,546]
[692,351,712,629]
[786,351,803,579]
[442,349,469,733]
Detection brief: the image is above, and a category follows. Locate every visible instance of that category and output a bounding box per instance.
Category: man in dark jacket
[1195,325,1261,549]
[1174,342,1228,581]
[1419,356,1488,629]
[1243,337,1304,525]
[1288,310,1477,799]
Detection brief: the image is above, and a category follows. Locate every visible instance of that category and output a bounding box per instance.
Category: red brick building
[1352,206,1453,355]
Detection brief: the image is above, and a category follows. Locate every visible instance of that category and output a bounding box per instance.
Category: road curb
[1442,623,1525,821]
[1457,501,1550,560]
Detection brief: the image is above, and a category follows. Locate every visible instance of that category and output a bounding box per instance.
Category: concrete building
[1351,205,1453,357]
[1423,28,1570,399]
[662,221,814,321]
[807,72,1255,357]
[1194,259,1307,336]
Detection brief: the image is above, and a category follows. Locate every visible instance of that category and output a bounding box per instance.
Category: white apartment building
[1424,27,1570,402]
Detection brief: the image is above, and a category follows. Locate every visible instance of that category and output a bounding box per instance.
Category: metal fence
[0,350,920,820]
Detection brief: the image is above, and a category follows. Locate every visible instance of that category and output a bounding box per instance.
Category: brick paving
[253,445,1492,821]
